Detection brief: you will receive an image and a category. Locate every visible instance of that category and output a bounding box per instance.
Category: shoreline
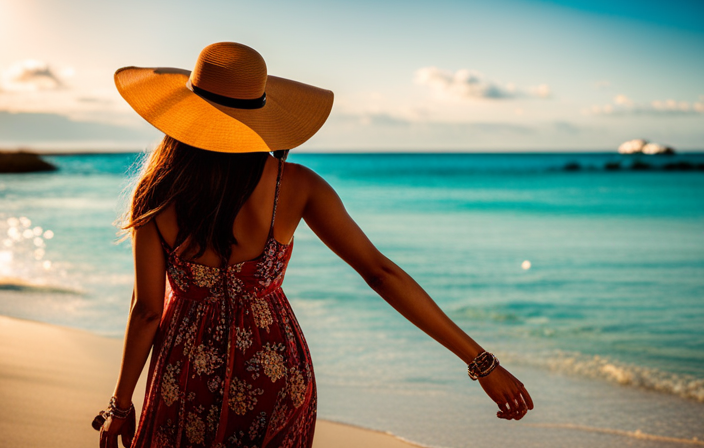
[3,314,704,447]
[0,314,421,448]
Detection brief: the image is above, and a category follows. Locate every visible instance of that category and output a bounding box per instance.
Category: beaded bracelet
[467,351,499,380]
[108,396,134,419]
[91,397,134,431]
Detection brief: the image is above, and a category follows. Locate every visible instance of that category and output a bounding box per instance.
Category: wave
[505,350,704,403]
[527,423,704,446]
[0,276,84,295]
[449,305,523,323]
[449,302,585,326]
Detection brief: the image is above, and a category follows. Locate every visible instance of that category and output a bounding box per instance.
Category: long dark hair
[122,135,287,263]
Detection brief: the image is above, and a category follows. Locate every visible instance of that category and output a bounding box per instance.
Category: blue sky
[0,0,702,151]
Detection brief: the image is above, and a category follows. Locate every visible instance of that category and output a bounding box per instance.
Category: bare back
[154,155,308,267]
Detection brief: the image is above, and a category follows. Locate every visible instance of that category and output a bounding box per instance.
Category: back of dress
[131,159,317,448]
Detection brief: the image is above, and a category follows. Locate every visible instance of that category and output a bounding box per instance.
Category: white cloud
[0,61,135,127]
[0,60,67,92]
[334,112,412,127]
[585,96,704,116]
[414,67,550,100]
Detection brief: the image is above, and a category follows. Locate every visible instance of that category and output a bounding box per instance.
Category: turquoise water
[1,152,703,447]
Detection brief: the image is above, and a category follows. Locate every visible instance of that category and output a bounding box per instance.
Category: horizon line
[4,149,704,156]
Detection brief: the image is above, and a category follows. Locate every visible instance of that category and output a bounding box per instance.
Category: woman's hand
[99,408,135,448]
[478,365,534,420]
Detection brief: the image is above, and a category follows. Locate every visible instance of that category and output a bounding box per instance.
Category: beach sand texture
[0,315,418,448]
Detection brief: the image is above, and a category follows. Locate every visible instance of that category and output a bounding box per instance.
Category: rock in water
[642,143,675,155]
[618,139,647,154]
[563,162,581,171]
[0,151,57,173]
[618,139,676,155]
[630,160,652,170]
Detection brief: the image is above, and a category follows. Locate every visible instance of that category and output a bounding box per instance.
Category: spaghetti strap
[269,158,284,234]
[153,220,173,254]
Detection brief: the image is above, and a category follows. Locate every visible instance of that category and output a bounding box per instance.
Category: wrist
[467,351,499,380]
[107,395,134,420]
[112,393,133,410]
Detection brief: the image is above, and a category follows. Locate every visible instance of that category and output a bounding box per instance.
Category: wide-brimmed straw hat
[115,42,334,153]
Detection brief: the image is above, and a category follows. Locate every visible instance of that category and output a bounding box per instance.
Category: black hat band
[187,80,267,110]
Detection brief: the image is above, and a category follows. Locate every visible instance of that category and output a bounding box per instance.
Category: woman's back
[154,156,302,268]
[132,156,319,448]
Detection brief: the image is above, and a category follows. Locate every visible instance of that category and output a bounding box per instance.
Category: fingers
[99,417,121,448]
[484,368,534,421]
[100,420,109,448]
[512,394,528,421]
[496,392,529,420]
[121,433,132,448]
[121,411,136,448]
[100,432,117,448]
[496,401,512,420]
[109,424,120,448]
[504,395,519,420]
[520,384,534,410]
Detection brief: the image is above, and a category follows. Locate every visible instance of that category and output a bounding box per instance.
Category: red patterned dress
[131,161,316,448]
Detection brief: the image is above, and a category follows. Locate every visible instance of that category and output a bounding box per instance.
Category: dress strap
[153,220,173,254]
[269,158,284,234]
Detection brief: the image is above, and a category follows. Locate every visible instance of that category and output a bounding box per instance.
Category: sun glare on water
[2,216,56,281]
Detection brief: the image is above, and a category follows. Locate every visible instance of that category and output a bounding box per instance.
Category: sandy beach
[0,315,419,448]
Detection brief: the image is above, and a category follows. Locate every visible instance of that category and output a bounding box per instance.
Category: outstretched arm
[300,166,533,420]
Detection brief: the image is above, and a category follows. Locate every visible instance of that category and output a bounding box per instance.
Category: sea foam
[506,350,704,402]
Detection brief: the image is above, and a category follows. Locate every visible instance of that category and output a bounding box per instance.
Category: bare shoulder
[153,203,176,227]
[153,202,178,246]
[282,161,331,195]
[282,161,323,185]
[280,161,339,224]
[134,217,158,239]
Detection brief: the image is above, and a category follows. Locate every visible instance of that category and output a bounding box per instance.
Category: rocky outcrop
[618,139,675,155]
[0,151,57,173]
[642,143,675,155]
[618,139,647,154]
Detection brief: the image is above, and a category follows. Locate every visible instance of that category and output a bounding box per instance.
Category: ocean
[1,152,703,447]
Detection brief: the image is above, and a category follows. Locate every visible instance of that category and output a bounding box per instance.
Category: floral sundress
[131,160,316,448]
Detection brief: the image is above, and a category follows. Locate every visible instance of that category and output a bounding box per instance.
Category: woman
[97,42,533,448]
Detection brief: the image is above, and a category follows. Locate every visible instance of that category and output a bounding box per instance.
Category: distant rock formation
[618,139,647,154]
[630,160,652,170]
[618,139,675,155]
[642,143,675,155]
[604,161,621,171]
[0,150,57,173]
